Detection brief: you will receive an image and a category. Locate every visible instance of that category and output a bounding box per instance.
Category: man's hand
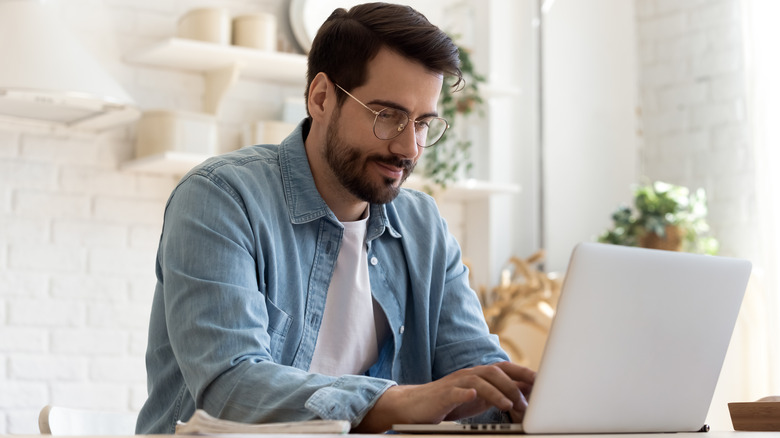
[355,362,536,432]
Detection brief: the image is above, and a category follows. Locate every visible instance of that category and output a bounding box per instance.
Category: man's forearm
[354,386,408,432]
[197,361,394,427]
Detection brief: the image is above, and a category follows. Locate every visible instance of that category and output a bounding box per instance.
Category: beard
[323,113,415,205]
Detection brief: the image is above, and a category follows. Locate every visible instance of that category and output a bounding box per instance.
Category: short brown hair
[305,2,462,112]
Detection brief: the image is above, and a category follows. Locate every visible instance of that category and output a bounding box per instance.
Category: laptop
[393,242,752,434]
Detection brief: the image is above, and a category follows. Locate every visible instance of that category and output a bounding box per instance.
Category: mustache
[370,155,415,173]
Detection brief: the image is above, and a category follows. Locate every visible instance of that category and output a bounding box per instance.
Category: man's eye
[377,111,396,120]
[416,119,431,129]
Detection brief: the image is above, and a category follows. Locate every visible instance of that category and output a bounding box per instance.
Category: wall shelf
[120,151,211,175]
[121,38,308,172]
[124,38,307,85]
[125,38,307,114]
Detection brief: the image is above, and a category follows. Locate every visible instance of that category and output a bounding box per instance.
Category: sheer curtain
[742,0,780,397]
[706,4,780,428]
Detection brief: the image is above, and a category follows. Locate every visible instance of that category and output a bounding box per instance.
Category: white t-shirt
[309,214,388,376]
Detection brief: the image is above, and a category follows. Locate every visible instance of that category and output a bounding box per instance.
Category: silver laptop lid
[523,242,751,434]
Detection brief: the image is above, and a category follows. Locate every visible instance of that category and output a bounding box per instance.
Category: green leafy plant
[421,42,485,191]
[598,181,719,254]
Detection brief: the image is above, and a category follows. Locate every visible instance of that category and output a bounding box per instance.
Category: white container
[177,8,231,45]
[135,110,218,158]
[232,13,277,51]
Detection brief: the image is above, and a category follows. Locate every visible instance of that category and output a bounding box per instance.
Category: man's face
[321,48,444,204]
[323,107,416,204]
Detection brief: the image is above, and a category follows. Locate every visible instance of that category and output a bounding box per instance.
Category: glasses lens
[373,108,409,140]
[418,117,448,147]
[372,108,449,147]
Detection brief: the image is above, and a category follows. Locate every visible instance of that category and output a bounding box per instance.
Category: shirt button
[399,325,405,334]
[370,256,378,265]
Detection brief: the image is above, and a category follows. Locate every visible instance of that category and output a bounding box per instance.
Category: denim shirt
[136,120,509,434]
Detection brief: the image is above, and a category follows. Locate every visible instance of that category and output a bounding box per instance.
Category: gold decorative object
[474,251,562,365]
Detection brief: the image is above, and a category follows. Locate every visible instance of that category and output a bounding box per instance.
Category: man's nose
[389,122,420,160]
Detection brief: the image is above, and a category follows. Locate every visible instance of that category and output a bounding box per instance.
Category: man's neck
[331,198,370,222]
[302,119,369,222]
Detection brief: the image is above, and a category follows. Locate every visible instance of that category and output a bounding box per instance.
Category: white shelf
[125,38,307,86]
[121,38,311,175]
[120,151,210,176]
[121,151,520,200]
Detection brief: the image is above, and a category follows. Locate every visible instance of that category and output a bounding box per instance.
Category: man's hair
[305,2,462,112]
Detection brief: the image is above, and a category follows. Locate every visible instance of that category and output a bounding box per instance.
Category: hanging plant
[421,42,486,192]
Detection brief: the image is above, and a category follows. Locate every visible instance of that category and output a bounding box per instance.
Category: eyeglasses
[335,83,449,148]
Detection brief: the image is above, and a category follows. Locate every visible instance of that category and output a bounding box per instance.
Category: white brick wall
[635,0,756,260]
[636,4,763,427]
[0,0,288,433]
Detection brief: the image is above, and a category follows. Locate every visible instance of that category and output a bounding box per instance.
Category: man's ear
[307,72,332,121]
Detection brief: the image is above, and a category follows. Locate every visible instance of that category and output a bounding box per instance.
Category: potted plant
[598,181,719,254]
[421,41,485,191]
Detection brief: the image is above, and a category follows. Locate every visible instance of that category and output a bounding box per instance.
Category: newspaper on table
[175,409,351,435]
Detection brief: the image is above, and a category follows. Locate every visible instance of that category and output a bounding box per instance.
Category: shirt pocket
[265,298,292,363]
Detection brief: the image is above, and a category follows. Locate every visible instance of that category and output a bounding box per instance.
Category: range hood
[0,0,139,131]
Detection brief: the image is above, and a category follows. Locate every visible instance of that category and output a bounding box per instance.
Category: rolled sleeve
[305,376,397,426]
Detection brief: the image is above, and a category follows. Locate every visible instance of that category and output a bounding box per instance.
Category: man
[136,2,534,434]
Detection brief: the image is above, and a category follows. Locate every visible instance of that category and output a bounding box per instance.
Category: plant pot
[639,225,684,251]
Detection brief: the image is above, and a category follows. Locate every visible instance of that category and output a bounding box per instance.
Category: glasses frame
[334,83,449,148]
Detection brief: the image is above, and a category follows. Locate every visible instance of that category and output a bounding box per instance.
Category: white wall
[541,0,639,272]
[0,0,294,434]
[0,125,172,433]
